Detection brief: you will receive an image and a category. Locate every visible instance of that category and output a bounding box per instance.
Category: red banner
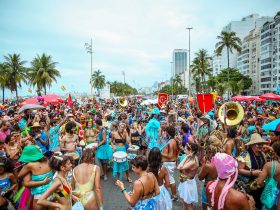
[158,93,168,109]
[68,94,73,109]
[196,94,213,114]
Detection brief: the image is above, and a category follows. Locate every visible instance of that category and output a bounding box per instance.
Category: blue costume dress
[145,118,160,149]
[96,128,113,161]
[112,135,129,180]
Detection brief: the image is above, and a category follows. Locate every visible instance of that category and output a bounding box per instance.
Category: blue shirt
[35,131,48,154]
[48,125,60,151]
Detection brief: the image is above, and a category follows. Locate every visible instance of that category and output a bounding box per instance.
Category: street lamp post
[186,27,193,96]
[170,62,173,100]
[85,39,93,96]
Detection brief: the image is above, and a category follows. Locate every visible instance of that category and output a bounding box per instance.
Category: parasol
[262,118,280,132]
[259,93,280,101]
[18,104,45,114]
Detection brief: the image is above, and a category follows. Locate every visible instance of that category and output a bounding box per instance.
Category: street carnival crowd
[0,95,279,210]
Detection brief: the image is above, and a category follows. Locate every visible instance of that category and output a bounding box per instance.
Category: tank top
[0,175,11,191]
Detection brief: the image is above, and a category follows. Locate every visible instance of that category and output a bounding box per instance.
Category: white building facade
[260,13,280,93]
[237,28,261,95]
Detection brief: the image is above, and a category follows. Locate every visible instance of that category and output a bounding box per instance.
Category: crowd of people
[0,96,279,210]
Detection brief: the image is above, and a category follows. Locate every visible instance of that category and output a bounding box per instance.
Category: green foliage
[29,53,61,95]
[0,63,9,103]
[110,81,137,96]
[155,84,187,95]
[191,49,212,92]
[3,54,28,101]
[90,70,106,96]
[212,68,252,95]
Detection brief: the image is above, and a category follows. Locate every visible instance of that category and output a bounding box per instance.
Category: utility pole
[186,27,193,96]
[85,39,93,96]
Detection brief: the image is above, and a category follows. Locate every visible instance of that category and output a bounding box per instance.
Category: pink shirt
[0,129,10,143]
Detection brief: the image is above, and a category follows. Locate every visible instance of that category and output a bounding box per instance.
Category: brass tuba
[218,102,244,126]
[119,98,128,107]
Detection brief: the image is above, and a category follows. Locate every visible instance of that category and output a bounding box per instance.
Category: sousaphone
[119,98,128,107]
[218,102,244,126]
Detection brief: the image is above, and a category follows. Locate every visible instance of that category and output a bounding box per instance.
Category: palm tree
[206,76,217,92]
[110,81,118,96]
[29,53,61,95]
[90,70,106,96]
[0,63,9,104]
[215,31,241,97]
[173,75,183,95]
[3,54,28,101]
[191,49,212,92]
[193,76,201,93]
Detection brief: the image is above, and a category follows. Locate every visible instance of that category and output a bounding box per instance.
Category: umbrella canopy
[262,118,280,132]
[260,93,280,101]
[20,94,64,107]
[231,95,248,102]
[245,96,266,102]
[18,104,45,114]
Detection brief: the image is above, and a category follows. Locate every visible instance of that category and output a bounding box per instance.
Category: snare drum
[127,145,139,153]
[113,151,127,163]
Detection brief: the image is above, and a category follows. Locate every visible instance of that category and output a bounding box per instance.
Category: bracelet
[250,169,253,176]
[121,188,127,193]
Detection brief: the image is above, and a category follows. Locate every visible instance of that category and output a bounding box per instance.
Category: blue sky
[0,0,279,96]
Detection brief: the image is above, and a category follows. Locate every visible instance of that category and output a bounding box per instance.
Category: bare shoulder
[227,189,249,207]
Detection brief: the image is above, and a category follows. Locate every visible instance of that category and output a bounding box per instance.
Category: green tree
[29,53,61,95]
[90,70,106,96]
[3,54,28,102]
[215,31,241,97]
[191,49,212,92]
[0,63,9,104]
[173,75,184,95]
[109,81,137,96]
[216,68,252,93]
[217,82,226,97]
[206,75,217,92]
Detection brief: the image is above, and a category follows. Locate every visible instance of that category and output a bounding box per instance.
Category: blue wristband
[121,189,127,193]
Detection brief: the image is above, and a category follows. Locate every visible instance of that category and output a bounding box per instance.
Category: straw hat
[245,133,267,146]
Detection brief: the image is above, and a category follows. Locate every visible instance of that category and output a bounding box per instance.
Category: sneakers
[104,175,108,181]
[171,196,179,201]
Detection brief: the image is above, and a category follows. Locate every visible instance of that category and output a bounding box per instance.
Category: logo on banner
[158,93,168,108]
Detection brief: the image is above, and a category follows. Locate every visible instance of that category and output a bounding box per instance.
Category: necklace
[251,150,263,169]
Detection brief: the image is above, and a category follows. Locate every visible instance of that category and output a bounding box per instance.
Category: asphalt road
[100,164,203,210]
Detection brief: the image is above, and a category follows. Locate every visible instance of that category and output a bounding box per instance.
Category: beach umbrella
[246,96,266,102]
[18,104,45,113]
[231,95,248,102]
[260,93,280,101]
[262,118,280,132]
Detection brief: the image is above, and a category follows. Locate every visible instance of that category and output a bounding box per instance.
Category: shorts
[99,159,108,164]
[162,161,176,185]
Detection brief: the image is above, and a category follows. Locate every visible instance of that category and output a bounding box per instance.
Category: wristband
[121,188,127,193]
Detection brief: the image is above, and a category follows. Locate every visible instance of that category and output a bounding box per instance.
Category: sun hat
[178,117,186,123]
[245,133,267,146]
[19,145,44,163]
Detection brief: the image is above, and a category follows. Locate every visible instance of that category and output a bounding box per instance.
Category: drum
[127,145,139,153]
[85,142,98,149]
[127,153,137,161]
[65,152,80,160]
[113,151,127,163]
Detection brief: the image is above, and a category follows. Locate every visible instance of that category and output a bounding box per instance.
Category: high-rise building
[172,49,188,88]
[237,28,261,95]
[260,13,280,93]
[213,14,273,72]
[173,49,188,75]
[212,54,222,76]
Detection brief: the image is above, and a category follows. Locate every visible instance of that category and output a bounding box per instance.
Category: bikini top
[138,173,156,200]
[54,176,71,199]
[115,132,126,144]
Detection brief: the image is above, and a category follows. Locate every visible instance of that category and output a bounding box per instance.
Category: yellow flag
[210,92,218,101]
